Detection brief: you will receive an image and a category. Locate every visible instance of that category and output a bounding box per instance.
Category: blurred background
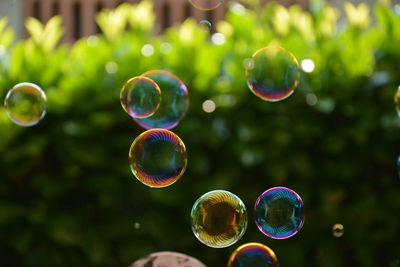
[1,0,400,266]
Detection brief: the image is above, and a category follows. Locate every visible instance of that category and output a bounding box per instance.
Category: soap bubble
[332,223,344,237]
[129,251,206,267]
[189,0,221,11]
[255,187,304,239]
[129,129,187,188]
[191,190,247,248]
[394,85,400,117]
[4,82,47,127]
[134,70,189,130]
[120,76,161,119]
[227,242,279,267]
[246,46,300,102]
[199,20,212,32]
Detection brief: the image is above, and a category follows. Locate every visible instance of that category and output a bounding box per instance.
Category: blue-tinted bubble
[255,187,304,239]
[129,129,187,188]
[227,243,279,267]
[134,70,189,130]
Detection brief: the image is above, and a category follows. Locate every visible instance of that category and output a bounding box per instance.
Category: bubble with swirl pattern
[191,190,247,248]
[245,46,300,102]
[134,70,189,130]
[227,243,279,267]
[255,187,304,239]
[129,129,187,188]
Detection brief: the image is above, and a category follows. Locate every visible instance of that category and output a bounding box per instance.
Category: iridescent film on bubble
[246,46,300,102]
[134,70,189,129]
[189,0,221,11]
[255,187,304,239]
[120,76,161,119]
[191,190,247,248]
[129,129,187,188]
[227,242,279,267]
[4,82,47,127]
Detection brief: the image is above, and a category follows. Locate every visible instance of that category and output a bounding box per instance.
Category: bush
[0,0,400,266]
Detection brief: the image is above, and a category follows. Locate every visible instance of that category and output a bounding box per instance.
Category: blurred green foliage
[1,0,400,266]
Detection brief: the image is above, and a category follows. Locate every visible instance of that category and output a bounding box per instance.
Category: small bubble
[199,20,212,32]
[134,222,140,229]
[306,93,318,106]
[141,44,154,57]
[160,42,172,54]
[202,100,216,113]
[230,2,246,15]
[332,223,344,237]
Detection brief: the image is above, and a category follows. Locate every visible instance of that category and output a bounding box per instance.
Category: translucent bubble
[4,82,47,127]
[227,243,279,267]
[255,187,304,239]
[394,85,400,117]
[332,223,344,237]
[397,155,400,178]
[129,129,187,188]
[134,70,189,129]
[189,0,221,11]
[130,251,206,267]
[246,46,300,102]
[202,99,216,113]
[191,190,247,248]
[120,76,161,119]
[199,20,212,32]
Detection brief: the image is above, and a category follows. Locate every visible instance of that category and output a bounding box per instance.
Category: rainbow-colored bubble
[129,129,187,188]
[255,187,304,239]
[120,76,161,118]
[245,46,300,102]
[191,190,247,248]
[227,242,279,267]
[134,70,189,130]
[189,0,221,11]
[4,82,47,127]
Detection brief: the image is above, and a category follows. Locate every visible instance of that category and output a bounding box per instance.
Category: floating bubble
[189,0,221,11]
[332,223,344,237]
[255,187,304,239]
[227,242,279,267]
[4,82,47,127]
[129,129,187,188]
[202,99,216,113]
[397,155,400,178]
[129,251,206,267]
[120,76,161,119]
[246,46,300,102]
[191,190,247,248]
[394,85,400,117]
[199,20,212,32]
[134,70,189,129]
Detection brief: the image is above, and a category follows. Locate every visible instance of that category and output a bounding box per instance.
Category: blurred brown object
[129,251,206,267]
[23,0,308,43]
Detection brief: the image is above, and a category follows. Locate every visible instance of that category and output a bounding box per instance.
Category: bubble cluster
[189,0,221,11]
[191,190,247,248]
[129,129,187,188]
[332,223,344,237]
[4,82,47,127]
[120,76,161,118]
[255,187,304,239]
[227,243,279,267]
[134,70,189,130]
[245,46,300,102]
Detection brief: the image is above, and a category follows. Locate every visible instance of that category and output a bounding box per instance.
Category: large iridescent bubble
[245,46,300,102]
[129,129,187,188]
[120,76,161,118]
[134,70,189,130]
[227,242,279,267]
[254,187,304,239]
[4,82,47,127]
[191,190,247,248]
